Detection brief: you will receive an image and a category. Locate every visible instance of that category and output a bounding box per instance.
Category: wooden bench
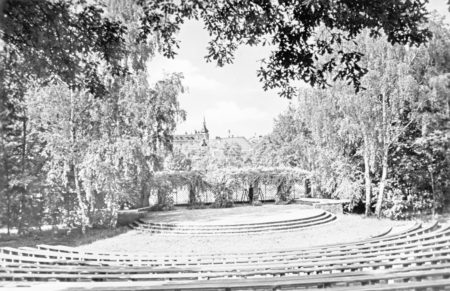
[6,223,447,268]
[35,221,431,260]
[5,231,450,269]
[3,236,450,280]
[4,279,450,291]
[3,252,450,282]
[4,267,449,290]
[1,222,449,290]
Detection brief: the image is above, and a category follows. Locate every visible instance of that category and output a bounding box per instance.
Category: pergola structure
[150,167,311,206]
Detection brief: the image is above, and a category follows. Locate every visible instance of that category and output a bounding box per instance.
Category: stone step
[137,211,329,230]
[134,215,337,235]
[138,214,333,232]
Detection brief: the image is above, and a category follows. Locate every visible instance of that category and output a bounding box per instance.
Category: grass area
[0,226,130,249]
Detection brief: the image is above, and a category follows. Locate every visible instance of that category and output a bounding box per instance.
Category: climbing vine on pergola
[208,167,311,202]
[150,167,311,207]
[151,171,210,205]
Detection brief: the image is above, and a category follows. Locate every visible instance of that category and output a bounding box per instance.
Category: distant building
[208,136,252,153]
[173,119,252,154]
[173,118,210,152]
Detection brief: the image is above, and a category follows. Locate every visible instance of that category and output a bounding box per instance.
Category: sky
[148,1,450,139]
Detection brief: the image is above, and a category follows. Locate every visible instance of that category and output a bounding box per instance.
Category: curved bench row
[4,231,450,269]
[131,211,337,235]
[1,222,448,291]
[25,221,437,264]
[34,221,425,260]
[5,277,450,291]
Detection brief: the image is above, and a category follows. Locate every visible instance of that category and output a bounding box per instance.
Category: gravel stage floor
[78,203,414,255]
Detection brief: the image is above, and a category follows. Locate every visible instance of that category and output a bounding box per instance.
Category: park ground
[1,203,445,253]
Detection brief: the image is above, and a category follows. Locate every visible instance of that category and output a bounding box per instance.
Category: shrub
[383,189,434,220]
[187,203,207,210]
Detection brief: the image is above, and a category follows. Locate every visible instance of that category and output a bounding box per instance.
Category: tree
[186,141,245,171]
[0,0,147,232]
[165,151,192,171]
[221,143,244,168]
[256,18,450,217]
[384,17,450,218]
[370,59,422,218]
[26,83,97,232]
[2,0,432,100]
[253,89,362,201]
[1,0,127,97]
[25,70,185,231]
[139,0,431,97]
[252,106,312,168]
[307,30,426,216]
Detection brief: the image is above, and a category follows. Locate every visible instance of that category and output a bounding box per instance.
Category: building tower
[202,117,209,140]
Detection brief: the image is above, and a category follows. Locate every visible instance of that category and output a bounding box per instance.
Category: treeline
[253,18,450,219]
[0,1,185,234]
[0,1,445,234]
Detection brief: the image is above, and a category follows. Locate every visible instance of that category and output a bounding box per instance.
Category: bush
[187,203,207,210]
[116,210,145,226]
[275,198,296,205]
[90,209,119,228]
[148,204,175,211]
[212,199,234,208]
[211,179,234,208]
[383,190,434,220]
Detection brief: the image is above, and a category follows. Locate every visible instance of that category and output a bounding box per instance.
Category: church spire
[202,117,209,134]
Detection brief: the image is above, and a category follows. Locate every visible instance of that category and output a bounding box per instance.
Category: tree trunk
[70,90,87,234]
[375,148,388,218]
[157,189,164,205]
[304,179,311,198]
[429,169,437,216]
[188,185,196,205]
[140,185,150,208]
[276,182,285,201]
[0,122,11,235]
[22,117,26,172]
[375,93,389,218]
[248,185,254,203]
[18,117,27,234]
[138,151,152,208]
[74,166,88,234]
[363,135,372,216]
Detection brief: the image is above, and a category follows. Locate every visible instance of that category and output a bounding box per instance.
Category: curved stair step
[135,215,337,235]
[137,212,331,231]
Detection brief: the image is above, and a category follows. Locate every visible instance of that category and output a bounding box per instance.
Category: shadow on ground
[0,226,130,248]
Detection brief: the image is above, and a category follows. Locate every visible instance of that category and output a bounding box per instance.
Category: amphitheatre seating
[1,222,444,266]
[1,222,449,290]
[34,221,438,261]
[130,210,337,234]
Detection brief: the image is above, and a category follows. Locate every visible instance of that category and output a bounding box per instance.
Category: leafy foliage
[18,69,185,231]
[253,18,450,218]
[0,1,447,232]
[185,141,247,171]
[152,170,209,206]
[2,0,127,97]
[149,167,310,207]
[138,0,431,97]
